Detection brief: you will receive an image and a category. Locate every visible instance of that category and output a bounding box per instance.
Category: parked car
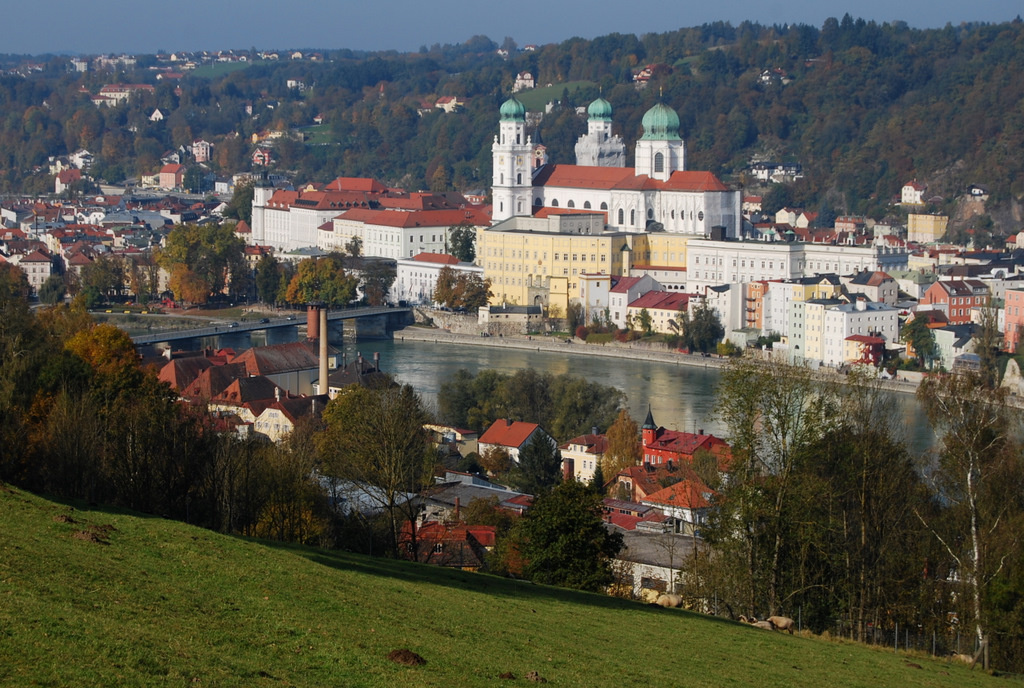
[259,318,270,324]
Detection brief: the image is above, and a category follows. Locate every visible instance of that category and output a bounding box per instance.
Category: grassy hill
[514,81,596,111]
[0,485,1006,687]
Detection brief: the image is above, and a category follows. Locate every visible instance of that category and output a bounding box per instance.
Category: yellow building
[907,213,948,244]
[479,213,633,314]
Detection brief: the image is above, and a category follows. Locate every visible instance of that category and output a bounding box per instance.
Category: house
[55,169,82,194]
[14,249,54,294]
[434,96,464,113]
[560,432,608,482]
[641,408,731,470]
[252,146,274,166]
[513,72,535,92]
[640,479,715,535]
[191,139,213,163]
[478,418,554,464]
[252,394,329,442]
[609,529,698,601]
[919,279,990,326]
[158,164,184,190]
[842,270,899,306]
[901,180,926,205]
[230,340,341,396]
[626,290,694,335]
[398,520,495,570]
[1005,288,1024,351]
[607,275,661,329]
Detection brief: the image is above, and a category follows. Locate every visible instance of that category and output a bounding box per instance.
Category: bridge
[131,306,413,346]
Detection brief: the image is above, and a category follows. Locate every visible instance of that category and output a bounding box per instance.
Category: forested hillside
[2,17,1023,225]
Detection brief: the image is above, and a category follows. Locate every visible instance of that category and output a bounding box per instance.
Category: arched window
[630,209,635,225]
[534,197,542,206]
[600,202,608,210]
[617,209,624,224]
[584,201,591,209]
[567,200,575,208]
[551,199,559,207]
[647,209,654,220]
[654,152,664,173]
[671,210,675,219]
[517,173,522,184]
[500,173,504,184]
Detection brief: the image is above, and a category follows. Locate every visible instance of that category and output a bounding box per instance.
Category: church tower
[634,102,686,182]
[491,96,533,223]
[574,97,626,167]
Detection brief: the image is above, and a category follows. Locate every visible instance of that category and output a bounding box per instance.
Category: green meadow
[0,485,1008,687]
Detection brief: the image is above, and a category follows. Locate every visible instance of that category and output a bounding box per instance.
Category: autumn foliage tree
[285,254,358,307]
[603,409,642,476]
[432,266,491,311]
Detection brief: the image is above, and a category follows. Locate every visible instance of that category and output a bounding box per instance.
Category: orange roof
[479,419,542,450]
[413,252,458,265]
[325,177,389,193]
[643,479,715,510]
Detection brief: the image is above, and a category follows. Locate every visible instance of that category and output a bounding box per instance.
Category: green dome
[499,96,526,121]
[640,102,681,141]
[587,97,613,121]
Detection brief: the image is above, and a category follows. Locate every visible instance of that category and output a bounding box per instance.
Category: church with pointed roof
[490,95,741,236]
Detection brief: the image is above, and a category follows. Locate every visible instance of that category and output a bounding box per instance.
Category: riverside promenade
[395,325,922,397]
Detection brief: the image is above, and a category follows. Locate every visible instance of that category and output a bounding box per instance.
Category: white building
[685,238,909,293]
[392,253,484,305]
[491,95,742,235]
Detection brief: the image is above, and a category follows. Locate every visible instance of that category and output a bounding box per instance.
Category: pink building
[1005,289,1024,352]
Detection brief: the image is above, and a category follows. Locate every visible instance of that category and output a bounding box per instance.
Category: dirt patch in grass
[387,649,426,666]
[72,530,109,545]
[53,514,78,524]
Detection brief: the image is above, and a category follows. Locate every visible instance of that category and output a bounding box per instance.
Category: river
[332,337,937,457]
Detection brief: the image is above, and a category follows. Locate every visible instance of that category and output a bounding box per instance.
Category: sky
[5,0,1021,56]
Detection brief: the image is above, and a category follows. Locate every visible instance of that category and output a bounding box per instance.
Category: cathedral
[490,95,741,236]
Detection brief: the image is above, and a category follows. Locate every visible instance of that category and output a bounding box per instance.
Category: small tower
[574,97,625,167]
[491,96,533,223]
[642,405,658,449]
[634,102,686,182]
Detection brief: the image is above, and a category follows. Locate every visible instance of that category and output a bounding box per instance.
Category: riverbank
[395,325,923,396]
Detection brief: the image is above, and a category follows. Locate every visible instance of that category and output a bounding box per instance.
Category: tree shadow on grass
[257,538,738,627]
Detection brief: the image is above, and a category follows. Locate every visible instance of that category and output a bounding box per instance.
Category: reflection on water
[340,338,936,456]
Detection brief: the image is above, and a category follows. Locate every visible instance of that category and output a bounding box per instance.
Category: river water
[334,337,937,457]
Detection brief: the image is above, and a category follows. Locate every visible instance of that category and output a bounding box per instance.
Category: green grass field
[189,61,266,79]
[514,81,597,111]
[0,485,1008,687]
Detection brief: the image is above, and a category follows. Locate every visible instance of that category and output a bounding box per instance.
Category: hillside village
[3,86,1022,597]
[3,17,1024,674]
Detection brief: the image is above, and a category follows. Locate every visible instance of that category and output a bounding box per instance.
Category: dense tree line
[693,357,1024,670]
[437,367,624,442]
[3,18,1024,228]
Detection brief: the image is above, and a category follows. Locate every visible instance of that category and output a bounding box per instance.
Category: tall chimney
[319,306,328,396]
[307,304,320,339]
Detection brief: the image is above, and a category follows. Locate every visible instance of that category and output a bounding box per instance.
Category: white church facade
[490,95,742,237]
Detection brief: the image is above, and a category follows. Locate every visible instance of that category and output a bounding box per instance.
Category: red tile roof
[413,252,459,265]
[628,291,691,311]
[643,479,715,510]
[479,419,542,450]
[532,165,729,193]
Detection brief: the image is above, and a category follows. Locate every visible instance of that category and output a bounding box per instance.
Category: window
[630,209,635,225]
[600,202,608,210]
[517,173,522,184]
[551,199,559,207]
[584,201,591,209]
[618,209,624,224]
[647,209,654,220]
[567,200,575,208]
[654,152,664,173]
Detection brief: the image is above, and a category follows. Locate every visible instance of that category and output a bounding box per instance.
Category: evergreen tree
[515,479,623,591]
